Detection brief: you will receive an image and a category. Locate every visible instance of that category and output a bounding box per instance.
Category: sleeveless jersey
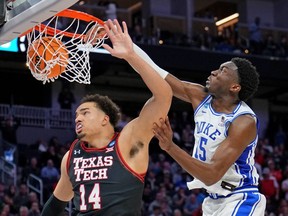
[67,133,145,216]
[187,95,260,197]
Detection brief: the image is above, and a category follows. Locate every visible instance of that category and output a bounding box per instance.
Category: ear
[230,83,241,93]
[102,115,110,126]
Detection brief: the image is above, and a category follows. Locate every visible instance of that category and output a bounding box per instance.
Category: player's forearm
[133,43,169,79]
[133,44,196,102]
[41,194,68,216]
[125,50,172,98]
[164,143,222,186]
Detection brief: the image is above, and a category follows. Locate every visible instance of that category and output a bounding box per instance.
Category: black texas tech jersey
[67,133,145,216]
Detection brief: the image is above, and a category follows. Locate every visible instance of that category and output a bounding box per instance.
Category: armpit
[129,141,144,158]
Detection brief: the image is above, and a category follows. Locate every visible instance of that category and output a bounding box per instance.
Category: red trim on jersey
[80,133,119,152]
[115,133,146,183]
[80,142,106,152]
[66,139,80,175]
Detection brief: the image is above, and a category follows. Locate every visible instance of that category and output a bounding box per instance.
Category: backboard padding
[0,0,79,45]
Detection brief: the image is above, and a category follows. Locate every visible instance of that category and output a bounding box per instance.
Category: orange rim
[20,9,106,38]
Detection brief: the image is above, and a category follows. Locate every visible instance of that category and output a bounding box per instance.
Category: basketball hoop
[24,9,108,84]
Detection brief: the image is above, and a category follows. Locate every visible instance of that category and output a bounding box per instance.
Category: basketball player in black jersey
[40,19,172,216]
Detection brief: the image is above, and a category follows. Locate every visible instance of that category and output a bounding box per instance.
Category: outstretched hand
[102,19,134,60]
[153,116,174,152]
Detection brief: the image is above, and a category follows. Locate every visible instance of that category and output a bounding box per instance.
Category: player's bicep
[211,116,257,177]
[166,74,206,107]
[135,95,171,139]
[140,95,171,124]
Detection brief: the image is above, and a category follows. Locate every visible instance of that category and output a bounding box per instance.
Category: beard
[204,86,209,93]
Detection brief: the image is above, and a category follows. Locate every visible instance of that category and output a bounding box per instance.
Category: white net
[26,9,108,84]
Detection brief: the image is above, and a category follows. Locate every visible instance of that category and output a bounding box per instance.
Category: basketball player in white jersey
[133,45,266,215]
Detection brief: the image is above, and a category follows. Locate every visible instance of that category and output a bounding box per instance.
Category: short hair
[80,94,121,128]
[231,57,259,101]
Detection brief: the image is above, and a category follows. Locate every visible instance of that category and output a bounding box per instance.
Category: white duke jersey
[187,95,260,197]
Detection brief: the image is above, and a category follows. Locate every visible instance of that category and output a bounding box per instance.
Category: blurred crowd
[130,16,288,59]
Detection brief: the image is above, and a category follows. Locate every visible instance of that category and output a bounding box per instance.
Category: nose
[211,70,218,76]
[75,115,80,124]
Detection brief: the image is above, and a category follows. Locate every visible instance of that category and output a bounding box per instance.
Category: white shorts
[202,191,266,216]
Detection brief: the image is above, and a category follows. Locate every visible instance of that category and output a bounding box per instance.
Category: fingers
[153,118,164,130]
[112,19,123,34]
[102,19,129,55]
[153,118,166,135]
[153,123,164,142]
[104,19,119,37]
[153,116,174,152]
[104,19,127,36]
[103,20,113,38]
[164,116,171,130]
[84,24,106,44]
[102,43,112,53]
[152,122,160,133]
[102,21,117,54]
[84,19,126,45]
[158,117,169,131]
[122,21,128,35]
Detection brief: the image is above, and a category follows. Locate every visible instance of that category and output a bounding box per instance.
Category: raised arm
[133,44,206,108]
[102,19,172,143]
[85,20,206,108]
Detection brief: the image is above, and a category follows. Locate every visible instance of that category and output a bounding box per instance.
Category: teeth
[77,124,82,130]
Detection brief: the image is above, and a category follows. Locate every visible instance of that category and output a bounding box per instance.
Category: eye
[220,66,227,73]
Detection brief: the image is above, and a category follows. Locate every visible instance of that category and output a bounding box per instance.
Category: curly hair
[231,57,259,101]
[80,94,121,128]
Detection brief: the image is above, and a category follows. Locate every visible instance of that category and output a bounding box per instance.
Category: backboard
[0,0,79,45]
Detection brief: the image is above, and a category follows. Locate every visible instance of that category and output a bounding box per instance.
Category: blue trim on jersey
[208,186,259,199]
[235,142,258,187]
[224,111,258,138]
[208,100,241,117]
[209,104,234,117]
[231,192,261,216]
[232,193,247,215]
[218,107,259,189]
[194,95,211,116]
[233,101,242,114]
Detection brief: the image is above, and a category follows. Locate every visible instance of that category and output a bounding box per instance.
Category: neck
[211,96,240,113]
[86,131,116,148]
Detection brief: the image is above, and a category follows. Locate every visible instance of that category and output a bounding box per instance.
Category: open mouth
[76,123,83,134]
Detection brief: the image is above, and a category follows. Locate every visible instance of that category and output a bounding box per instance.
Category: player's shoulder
[230,114,256,131]
[186,83,208,109]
